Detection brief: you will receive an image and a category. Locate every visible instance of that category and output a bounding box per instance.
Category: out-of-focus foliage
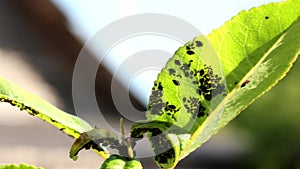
[231,60,300,169]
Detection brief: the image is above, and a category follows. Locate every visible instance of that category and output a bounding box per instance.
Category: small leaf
[0,163,43,169]
[70,128,121,160]
[100,155,143,169]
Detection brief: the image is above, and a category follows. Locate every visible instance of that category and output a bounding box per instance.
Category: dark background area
[0,1,299,169]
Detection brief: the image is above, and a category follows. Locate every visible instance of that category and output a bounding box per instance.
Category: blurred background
[0,0,299,169]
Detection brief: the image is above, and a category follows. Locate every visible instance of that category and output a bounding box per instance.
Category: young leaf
[131,0,300,168]
[0,77,92,138]
[0,163,43,169]
[70,128,121,160]
[100,154,143,169]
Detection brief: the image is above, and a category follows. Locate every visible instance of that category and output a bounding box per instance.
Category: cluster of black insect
[97,137,121,149]
[1,98,38,116]
[85,134,132,156]
[130,126,167,158]
[194,65,225,101]
[186,40,203,55]
[168,68,176,76]
[164,102,180,119]
[148,39,226,122]
[148,81,164,116]
[183,97,207,118]
[82,137,106,151]
[148,81,180,121]
[151,133,175,166]
[169,58,195,82]
[131,127,163,139]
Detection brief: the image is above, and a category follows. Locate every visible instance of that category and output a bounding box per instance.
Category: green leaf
[0,77,92,138]
[70,128,121,161]
[183,0,300,159]
[0,77,111,159]
[131,23,227,169]
[132,34,226,169]
[131,0,300,168]
[100,155,143,169]
[0,163,43,169]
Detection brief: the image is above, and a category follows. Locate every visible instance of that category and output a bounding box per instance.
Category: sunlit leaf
[0,77,92,138]
[100,154,142,169]
[0,163,43,169]
[131,0,300,168]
